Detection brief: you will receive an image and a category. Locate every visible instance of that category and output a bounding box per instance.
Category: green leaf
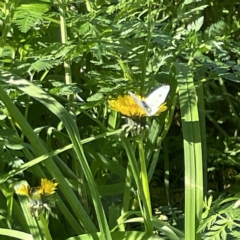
[28,59,53,72]
[0,228,33,240]
[13,10,43,33]
[175,63,203,240]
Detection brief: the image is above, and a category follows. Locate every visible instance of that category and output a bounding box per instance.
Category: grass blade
[175,63,203,240]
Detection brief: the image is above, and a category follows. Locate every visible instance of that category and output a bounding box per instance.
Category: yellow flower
[108,94,167,117]
[15,179,58,217]
[15,183,31,197]
[15,179,58,198]
[38,178,58,196]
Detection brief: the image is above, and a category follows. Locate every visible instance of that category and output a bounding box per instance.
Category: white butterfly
[128,85,170,116]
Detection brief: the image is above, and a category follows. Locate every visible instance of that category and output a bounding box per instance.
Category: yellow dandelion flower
[108,94,167,117]
[38,178,58,196]
[15,183,31,197]
[15,179,58,217]
[15,179,58,197]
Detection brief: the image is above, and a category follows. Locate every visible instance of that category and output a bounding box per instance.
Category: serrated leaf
[187,16,204,32]
[8,157,24,168]
[87,93,104,102]
[18,3,50,13]
[13,10,43,33]
[28,59,53,72]
[215,219,228,225]
[58,85,81,96]
[230,231,240,238]
[220,229,227,240]
[206,20,226,37]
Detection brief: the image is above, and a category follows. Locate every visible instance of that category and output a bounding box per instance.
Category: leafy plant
[199,196,240,240]
[1,0,240,239]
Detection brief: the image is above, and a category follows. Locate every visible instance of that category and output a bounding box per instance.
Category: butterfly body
[128,85,170,116]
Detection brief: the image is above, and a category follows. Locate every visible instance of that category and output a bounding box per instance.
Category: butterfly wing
[128,91,149,113]
[144,85,170,116]
[128,92,152,114]
[128,85,170,116]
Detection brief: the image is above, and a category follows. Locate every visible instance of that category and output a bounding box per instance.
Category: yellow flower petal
[108,94,167,117]
[15,184,30,196]
[39,179,58,196]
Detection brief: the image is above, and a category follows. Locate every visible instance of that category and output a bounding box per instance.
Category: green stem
[58,0,72,86]
[140,0,152,94]
[122,137,153,233]
[138,137,152,219]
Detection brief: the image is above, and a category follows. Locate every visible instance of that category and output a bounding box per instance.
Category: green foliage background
[1,0,240,239]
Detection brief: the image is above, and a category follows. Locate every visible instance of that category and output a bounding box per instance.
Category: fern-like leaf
[13,3,50,33]
[187,16,204,32]
[28,59,53,72]
[14,10,42,33]
[205,21,226,38]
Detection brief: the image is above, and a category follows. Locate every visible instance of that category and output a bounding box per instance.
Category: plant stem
[138,137,152,219]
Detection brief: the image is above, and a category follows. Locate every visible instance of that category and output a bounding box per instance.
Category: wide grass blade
[175,63,203,240]
[0,228,34,240]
